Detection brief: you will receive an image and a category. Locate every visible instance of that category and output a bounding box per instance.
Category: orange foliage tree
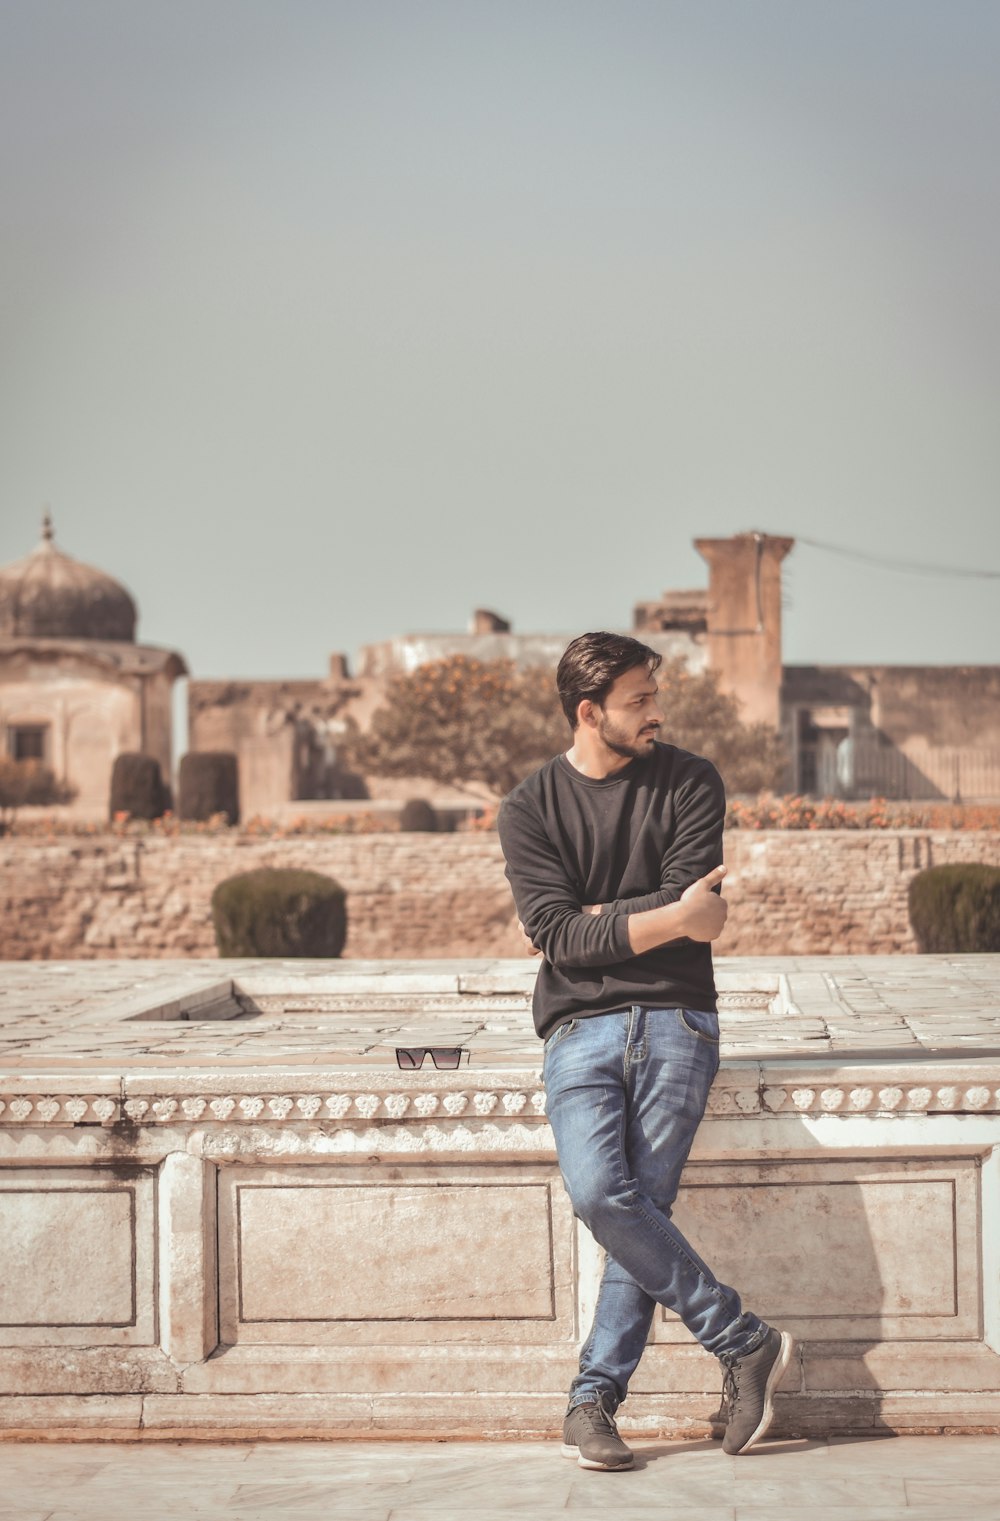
[346,654,785,799]
[344,657,566,800]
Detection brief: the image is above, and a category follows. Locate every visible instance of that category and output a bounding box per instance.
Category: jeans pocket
[678,1007,720,1043]
[542,1017,579,1054]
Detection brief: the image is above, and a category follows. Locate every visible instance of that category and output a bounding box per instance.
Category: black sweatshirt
[497,741,724,1042]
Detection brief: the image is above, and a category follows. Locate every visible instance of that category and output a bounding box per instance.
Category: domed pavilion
[0,515,187,811]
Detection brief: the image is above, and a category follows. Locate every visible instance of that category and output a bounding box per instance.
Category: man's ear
[577,699,599,730]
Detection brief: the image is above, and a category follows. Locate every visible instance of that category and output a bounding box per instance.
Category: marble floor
[0,1435,995,1521]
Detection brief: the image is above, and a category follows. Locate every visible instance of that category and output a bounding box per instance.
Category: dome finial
[41,509,54,544]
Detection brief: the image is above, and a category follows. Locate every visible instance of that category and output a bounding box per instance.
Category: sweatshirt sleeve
[598,760,726,917]
[498,795,634,970]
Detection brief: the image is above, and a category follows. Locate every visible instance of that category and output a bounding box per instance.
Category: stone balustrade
[0,956,997,1440]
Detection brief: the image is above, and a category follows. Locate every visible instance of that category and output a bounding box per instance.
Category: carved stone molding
[2,1078,998,1127]
[760,1083,1000,1115]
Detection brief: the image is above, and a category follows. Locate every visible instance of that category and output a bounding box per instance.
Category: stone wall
[1,830,999,962]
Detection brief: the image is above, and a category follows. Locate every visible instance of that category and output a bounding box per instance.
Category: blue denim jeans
[542,1005,768,1411]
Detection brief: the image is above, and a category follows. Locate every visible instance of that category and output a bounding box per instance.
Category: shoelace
[583,1394,620,1434]
[720,1358,741,1416]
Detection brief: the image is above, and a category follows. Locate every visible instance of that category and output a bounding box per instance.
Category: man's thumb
[700,865,727,888]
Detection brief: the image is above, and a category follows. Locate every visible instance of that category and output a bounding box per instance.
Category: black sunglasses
[395,1047,470,1070]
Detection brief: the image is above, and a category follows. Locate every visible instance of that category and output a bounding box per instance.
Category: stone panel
[218,1163,574,1346]
[652,1158,979,1342]
[0,1168,156,1345]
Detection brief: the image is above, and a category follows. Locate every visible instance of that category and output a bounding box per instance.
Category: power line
[792,535,1000,581]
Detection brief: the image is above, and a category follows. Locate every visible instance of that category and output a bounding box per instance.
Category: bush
[908,864,1000,953]
[179,752,239,825]
[211,867,347,958]
[399,797,438,832]
[109,753,167,821]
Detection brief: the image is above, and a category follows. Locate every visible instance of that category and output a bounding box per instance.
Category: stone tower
[695,531,794,727]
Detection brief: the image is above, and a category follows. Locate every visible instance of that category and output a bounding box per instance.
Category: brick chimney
[694,532,794,727]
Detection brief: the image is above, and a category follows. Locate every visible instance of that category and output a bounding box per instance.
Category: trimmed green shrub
[179,751,239,825]
[908,864,1000,953]
[399,797,437,832]
[211,867,347,958]
[109,753,167,821]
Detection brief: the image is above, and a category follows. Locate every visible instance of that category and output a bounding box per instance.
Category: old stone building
[186,527,1000,808]
[5,519,996,812]
[0,517,186,810]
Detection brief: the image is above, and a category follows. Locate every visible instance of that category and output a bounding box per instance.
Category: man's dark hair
[556,632,662,729]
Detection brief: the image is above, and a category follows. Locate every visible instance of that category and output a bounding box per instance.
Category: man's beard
[597,714,659,760]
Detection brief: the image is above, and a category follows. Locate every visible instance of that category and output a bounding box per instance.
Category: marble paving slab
[0,1436,996,1520]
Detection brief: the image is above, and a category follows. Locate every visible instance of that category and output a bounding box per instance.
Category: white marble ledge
[0,962,998,1077]
[1,958,998,1131]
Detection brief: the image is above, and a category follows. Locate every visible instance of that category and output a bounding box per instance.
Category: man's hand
[516,919,542,957]
[626,864,728,954]
[677,865,728,942]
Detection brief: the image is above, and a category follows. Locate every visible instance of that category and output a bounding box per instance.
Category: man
[497,631,792,1469]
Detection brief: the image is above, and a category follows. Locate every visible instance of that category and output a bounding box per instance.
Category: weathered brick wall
[1,831,999,961]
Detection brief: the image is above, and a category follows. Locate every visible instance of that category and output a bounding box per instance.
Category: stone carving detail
[3,1079,995,1127]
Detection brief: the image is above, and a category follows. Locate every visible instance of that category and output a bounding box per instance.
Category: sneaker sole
[560,1442,634,1470]
[728,1330,795,1455]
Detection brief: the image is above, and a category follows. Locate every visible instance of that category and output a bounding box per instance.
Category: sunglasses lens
[429,1048,461,1069]
[395,1049,424,1069]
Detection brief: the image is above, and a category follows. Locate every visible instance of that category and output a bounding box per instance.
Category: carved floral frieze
[0,1080,997,1125]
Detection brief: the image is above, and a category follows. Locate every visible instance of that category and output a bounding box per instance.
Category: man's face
[593,664,662,759]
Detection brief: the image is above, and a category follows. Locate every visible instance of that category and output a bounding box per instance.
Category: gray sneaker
[561,1393,634,1470]
[719,1328,795,1455]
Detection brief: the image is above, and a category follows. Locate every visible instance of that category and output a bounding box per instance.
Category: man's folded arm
[498,798,633,969]
[597,762,726,917]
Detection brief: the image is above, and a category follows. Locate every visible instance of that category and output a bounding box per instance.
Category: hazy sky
[1,0,998,680]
